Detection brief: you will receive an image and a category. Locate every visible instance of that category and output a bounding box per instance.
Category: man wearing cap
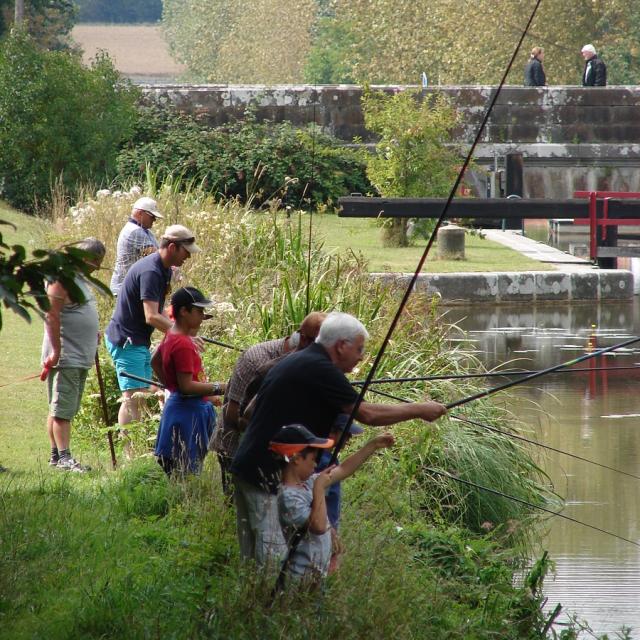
[231,311,447,566]
[105,224,201,431]
[110,197,163,296]
[581,44,607,86]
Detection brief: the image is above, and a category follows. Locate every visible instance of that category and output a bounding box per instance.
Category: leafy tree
[0,221,110,329]
[361,88,462,246]
[74,0,162,24]
[116,103,371,208]
[0,0,75,50]
[0,31,139,211]
[162,0,316,83]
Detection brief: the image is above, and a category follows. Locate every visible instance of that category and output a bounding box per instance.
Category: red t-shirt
[160,332,206,392]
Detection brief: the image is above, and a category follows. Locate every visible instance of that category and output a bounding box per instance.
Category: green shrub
[115,103,371,208]
[0,32,139,211]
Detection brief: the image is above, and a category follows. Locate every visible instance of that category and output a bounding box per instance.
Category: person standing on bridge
[524,47,546,86]
[581,44,607,87]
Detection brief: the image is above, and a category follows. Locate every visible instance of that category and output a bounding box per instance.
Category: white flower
[96,189,111,199]
[129,185,142,196]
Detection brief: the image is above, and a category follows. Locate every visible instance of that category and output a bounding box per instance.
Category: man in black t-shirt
[231,311,447,566]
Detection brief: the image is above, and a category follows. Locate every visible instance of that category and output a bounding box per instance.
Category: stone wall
[142,85,640,198]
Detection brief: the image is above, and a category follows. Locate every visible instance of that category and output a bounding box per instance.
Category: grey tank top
[41,276,99,369]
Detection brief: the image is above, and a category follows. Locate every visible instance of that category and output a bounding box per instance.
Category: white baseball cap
[161,224,201,254]
[132,196,163,219]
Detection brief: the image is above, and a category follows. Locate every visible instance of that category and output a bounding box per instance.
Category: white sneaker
[56,457,90,473]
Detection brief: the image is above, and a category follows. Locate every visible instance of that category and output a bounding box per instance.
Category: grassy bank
[313,213,553,272]
[0,197,584,638]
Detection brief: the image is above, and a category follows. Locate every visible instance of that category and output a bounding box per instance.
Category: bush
[0,32,139,211]
[115,103,371,208]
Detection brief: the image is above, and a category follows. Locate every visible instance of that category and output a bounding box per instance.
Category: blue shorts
[104,335,152,391]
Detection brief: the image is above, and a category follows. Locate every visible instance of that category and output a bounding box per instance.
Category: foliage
[303,17,357,84]
[0,32,139,211]
[115,103,371,208]
[75,0,162,24]
[0,0,75,50]
[0,220,111,330]
[162,0,316,83]
[361,88,463,246]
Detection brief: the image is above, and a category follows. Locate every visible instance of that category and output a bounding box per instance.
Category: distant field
[72,24,186,80]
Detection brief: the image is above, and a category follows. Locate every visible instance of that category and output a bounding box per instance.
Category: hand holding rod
[445,335,640,410]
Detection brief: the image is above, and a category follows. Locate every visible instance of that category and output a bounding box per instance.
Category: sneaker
[49,454,59,467]
[0,464,7,473]
[56,457,90,473]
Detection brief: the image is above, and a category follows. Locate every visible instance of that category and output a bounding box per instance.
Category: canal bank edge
[371,270,633,304]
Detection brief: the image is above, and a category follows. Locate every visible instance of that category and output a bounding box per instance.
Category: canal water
[443,300,640,636]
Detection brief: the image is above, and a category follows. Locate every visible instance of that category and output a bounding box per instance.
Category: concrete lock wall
[143,84,640,199]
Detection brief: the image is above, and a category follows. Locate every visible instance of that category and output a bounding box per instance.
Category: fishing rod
[121,371,166,389]
[426,466,640,549]
[445,335,640,409]
[329,0,546,466]
[352,365,640,385]
[201,336,244,352]
[360,385,640,482]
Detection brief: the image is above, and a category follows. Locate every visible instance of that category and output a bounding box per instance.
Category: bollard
[437,225,466,260]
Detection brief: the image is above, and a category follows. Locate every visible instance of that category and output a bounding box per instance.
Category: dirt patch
[72,24,186,80]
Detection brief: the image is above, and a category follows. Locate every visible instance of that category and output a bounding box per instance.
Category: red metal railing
[573,191,640,260]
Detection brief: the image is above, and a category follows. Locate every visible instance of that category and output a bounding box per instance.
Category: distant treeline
[75,0,162,23]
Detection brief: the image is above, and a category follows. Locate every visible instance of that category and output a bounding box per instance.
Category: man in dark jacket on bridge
[581,44,607,87]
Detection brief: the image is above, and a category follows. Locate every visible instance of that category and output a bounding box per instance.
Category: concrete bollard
[437,225,465,260]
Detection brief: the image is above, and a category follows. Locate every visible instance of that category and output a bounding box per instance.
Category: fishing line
[445,336,640,409]
[329,0,546,465]
[359,386,640,482]
[425,466,640,549]
[353,364,640,385]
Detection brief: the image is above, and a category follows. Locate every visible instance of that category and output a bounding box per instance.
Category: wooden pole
[94,352,117,470]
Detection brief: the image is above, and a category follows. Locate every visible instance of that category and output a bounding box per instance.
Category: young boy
[152,287,224,475]
[269,423,394,584]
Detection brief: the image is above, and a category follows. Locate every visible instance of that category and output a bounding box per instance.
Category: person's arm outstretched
[317,433,395,491]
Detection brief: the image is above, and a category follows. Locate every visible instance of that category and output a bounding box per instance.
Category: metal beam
[338,196,640,220]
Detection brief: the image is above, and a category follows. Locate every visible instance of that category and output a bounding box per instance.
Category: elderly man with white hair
[581,44,607,87]
[231,311,447,566]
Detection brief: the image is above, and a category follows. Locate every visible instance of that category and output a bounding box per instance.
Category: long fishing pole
[360,386,640,482]
[329,0,546,466]
[353,365,640,385]
[201,336,244,352]
[426,466,640,548]
[445,335,640,409]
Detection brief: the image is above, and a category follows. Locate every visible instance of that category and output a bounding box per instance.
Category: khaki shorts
[47,368,89,421]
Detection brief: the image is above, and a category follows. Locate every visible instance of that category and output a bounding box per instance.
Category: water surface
[443,301,640,636]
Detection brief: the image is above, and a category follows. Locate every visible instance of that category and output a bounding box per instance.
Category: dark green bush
[0,32,139,211]
[115,103,371,208]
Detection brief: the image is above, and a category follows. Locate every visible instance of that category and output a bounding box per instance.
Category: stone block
[497,273,536,302]
[534,273,570,301]
[570,271,599,300]
[421,273,499,303]
[598,270,633,299]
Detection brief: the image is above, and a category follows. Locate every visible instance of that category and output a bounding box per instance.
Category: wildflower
[96,189,111,199]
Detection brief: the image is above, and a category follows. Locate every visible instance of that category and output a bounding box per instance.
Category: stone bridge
[142,84,640,199]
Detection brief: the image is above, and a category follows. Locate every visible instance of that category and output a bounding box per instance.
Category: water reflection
[442,299,640,636]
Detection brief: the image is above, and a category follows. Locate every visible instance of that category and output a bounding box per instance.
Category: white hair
[316,312,369,348]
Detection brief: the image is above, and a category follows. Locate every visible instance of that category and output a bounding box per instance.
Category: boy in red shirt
[153,287,224,475]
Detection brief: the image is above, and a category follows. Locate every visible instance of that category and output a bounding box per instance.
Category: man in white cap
[110,196,163,296]
[105,224,201,433]
[581,44,607,87]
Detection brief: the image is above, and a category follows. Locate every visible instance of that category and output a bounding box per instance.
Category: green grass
[314,213,554,272]
[0,202,49,472]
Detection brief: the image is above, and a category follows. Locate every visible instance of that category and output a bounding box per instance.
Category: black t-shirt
[105,252,171,347]
[231,343,359,493]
